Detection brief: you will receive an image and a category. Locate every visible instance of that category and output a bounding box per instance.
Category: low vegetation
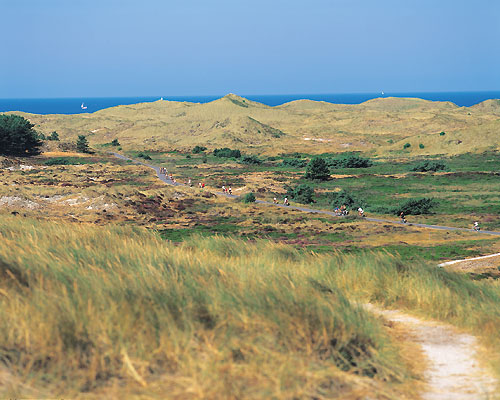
[0,217,415,398]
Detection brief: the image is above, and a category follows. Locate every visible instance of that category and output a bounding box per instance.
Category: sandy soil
[367,306,498,400]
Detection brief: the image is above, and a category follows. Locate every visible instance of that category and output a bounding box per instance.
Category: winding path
[114,152,500,398]
[113,152,500,237]
[365,305,498,400]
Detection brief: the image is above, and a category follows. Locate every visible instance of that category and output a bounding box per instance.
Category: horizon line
[2,90,500,100]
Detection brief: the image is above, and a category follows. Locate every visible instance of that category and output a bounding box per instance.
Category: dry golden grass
[0,217,422,399]
[7,94,500,156]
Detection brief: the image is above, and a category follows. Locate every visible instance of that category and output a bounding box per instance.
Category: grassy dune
[1,217,500,397]
[9,94,500,156]
[0,217,412,399]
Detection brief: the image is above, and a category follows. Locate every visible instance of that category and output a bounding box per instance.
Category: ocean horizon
[1,91,499,115]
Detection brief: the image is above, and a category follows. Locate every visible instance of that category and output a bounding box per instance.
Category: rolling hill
[6,93,500,156]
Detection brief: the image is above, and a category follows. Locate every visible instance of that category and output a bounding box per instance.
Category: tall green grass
[0,217,409,399]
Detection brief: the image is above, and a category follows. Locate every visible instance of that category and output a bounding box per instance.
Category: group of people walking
[221,186,233,195]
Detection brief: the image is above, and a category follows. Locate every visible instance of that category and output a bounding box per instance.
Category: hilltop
[5,94,500,156]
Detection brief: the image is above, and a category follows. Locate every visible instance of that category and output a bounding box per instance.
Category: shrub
[281,158,307,168]
[243,192,256,203]
[49,131,60,141]
[439,131,446,136]
[137,152,152,160]
[395,197,437,215]
[285,184,315,204]
[329,190,364,209]
[305,157,330,180]
[411,161,447,172]
[186,154,192,159]
[192,145,207,154]
[76,135,91,153]
[403,143,411,149]
[213,148,241,158]
[0,114,42,156]
[111,138,120,146]
[242,155,262,165]
[326,154,373,169]
[419,143,424,149]
[202,155,208,163]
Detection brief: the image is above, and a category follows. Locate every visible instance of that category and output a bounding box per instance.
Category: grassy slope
[0,217,414,399]
[2,217,500,397]
[7,94,500,156]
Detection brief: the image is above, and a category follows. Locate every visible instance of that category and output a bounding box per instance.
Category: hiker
[474,221,480,231]
[358,207,364,217]
[284,197,289,206]
[400,211,407,224]
[222,185,226,193]
[228,187,232,195]
[202,182,205,188]
[199,182,202,189]
[188,178,192,187]
[273,197,277,204]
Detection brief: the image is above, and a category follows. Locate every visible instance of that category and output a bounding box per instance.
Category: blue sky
[1,0,499,98]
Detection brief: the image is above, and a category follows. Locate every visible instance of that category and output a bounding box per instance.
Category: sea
[1,91,499,115]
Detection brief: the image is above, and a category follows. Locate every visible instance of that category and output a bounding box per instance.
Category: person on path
[400,211,407,224]
[273,197,277,204]
[222,185,226,193]
[358,207,364,217]
[474,221,480,231]
[284,197,289,206]
[228,187,232,195]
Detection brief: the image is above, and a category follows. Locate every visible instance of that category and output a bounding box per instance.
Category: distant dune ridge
[8,93,500,155]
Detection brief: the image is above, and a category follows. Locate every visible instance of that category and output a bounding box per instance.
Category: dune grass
[0,217,411,399]
[1,217,500,397]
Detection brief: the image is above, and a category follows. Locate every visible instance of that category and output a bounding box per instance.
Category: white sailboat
[81,102,87,110]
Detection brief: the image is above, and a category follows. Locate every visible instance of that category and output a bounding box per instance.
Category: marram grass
[1,217,500,398]
[0,217,411,399]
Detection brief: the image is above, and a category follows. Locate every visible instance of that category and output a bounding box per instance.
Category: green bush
[192,145,207,154]
[329,190,364,209]
[403,143,411,149]
[285,184,315,204]
[243,192,256,203]
[411,160,447,172]
[395,197,437,215]
[49,131,60,141]
[439,131,446,136]
[0,114,42,156]
[326,154,373,169]
[137,152,152,160]
[305,157,330,180]
[281,158,308,168]
[241,155,262,165]
[76,135,91,153]
[213,148,241,158]
[419,143,425,149]
[111,138,120,146]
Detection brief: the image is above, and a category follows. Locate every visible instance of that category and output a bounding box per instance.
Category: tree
[76,135,91,153]
[305,157,330,180]
[0,114,42,156]
[49,131,60,141]
[111,138,120,146]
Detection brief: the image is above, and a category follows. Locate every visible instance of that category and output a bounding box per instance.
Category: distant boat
[81,102,87,110]
[381,91,385,95]
[160,97,163,101]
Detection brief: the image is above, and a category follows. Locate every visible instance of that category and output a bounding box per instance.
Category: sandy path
[367,306,498,400]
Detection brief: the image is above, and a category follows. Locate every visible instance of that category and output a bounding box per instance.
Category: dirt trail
[366,306,498,400]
